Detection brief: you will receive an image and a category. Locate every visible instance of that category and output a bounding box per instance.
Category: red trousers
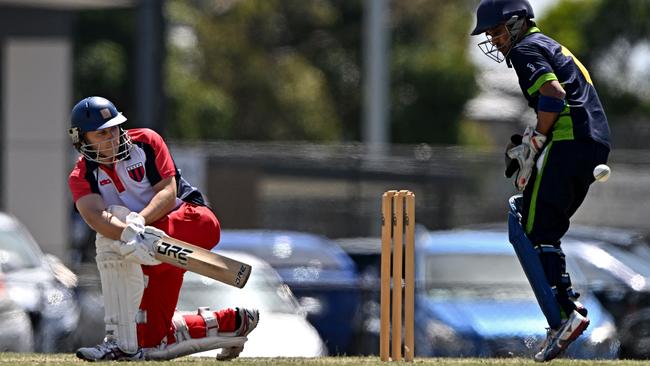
[137,203,236,347]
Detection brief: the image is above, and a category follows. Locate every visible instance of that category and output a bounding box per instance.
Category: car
[0,271,34,352]
[337,227,620,359]
[0,212,80,352]
[416,229,619,359]
[177,251,327,358]
[214,230,361,355]
[559,228,650,359]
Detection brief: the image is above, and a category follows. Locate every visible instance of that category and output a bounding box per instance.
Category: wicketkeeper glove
[505,126,546,191]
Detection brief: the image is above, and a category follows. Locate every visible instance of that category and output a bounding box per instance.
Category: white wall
[2,38,71,259]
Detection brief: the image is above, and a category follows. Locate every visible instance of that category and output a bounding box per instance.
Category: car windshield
[178,268,299,314]
[0,229,41,271]
[425,253,534,298]
[596,244,650,278]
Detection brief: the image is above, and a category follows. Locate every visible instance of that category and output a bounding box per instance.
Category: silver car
[178,251,327,358]
[0,212,79,352]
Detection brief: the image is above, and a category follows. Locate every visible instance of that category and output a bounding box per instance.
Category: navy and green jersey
[507,27,610,149]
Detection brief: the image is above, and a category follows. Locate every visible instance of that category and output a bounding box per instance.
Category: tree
[73,9,135,118]
[539,0,650,119]
[165,0,477,143]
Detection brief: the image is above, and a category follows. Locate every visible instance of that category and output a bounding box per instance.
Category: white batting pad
[96,233,144,354]
[145,336,247,360]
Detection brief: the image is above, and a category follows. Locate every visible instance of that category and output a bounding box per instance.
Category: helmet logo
[100,108,112,119]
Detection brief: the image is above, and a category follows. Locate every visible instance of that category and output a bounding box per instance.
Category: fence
[170,142,648,239]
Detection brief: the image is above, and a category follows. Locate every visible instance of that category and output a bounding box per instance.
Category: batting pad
[145,336,247,360]
[508,196,562,329]
[96,234,144,354]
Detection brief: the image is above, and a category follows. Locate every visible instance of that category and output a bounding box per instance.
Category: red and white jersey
[69,128,205,212]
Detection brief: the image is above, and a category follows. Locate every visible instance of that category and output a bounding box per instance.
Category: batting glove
[506,127,546,191]
[120,224,163,266]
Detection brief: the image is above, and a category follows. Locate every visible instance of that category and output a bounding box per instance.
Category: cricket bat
[154,235,251,288]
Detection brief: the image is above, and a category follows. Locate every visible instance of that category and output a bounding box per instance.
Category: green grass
[0,354,646,366]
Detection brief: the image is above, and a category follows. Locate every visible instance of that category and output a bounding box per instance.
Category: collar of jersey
[505,26,541,68]
[523,26,541,37]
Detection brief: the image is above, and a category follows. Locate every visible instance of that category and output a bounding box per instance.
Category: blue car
[415,229,620,359]
[215,230,361,355]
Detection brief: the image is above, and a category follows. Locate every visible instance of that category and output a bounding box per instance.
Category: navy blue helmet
[471,0,534,36]
[68,96,131,163]
[70,96,126,135]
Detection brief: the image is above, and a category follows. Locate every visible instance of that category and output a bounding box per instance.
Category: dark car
[337,228,620,359]
[215,230,361,355]
[560,227,650,359]
[0,212,80,352]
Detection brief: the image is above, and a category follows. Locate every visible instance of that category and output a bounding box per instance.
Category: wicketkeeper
[68,96,258,361]
[470,0,610,362]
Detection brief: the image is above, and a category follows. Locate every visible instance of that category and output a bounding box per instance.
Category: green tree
[166,0,477,143]
[73,9,135,117]
[390,0,477,144]
[539,0,650,119]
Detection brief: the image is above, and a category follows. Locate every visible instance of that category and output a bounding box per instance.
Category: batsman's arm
[140,176,177,225]
[536,80,566,135]
[154,235,252,289]
[76,194,127,240]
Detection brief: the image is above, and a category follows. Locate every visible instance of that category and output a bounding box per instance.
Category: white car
[178,251,327,358]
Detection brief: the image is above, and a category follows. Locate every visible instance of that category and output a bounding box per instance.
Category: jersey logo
[100,179,112,186]
[527,63,536,73]
[126,162,145,182]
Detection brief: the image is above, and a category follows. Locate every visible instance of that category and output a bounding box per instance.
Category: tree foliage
[538,0,650,119]
[73,9,135,118]
[73,1,477,143]
[165,0,477,143]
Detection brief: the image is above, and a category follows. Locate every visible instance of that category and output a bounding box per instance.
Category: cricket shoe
[534,310,590,362]
[76,338,144,362]
[571,298,588,317]
[216,307,260,360]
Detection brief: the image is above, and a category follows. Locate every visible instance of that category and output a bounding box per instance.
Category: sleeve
[68,158,99,203]
[509,44,558,96]
[135,129,176,185]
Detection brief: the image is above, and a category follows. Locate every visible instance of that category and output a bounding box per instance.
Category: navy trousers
[521,139,609,317]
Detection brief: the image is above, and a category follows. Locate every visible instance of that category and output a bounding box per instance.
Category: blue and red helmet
[471,0,534,36]
[68,96,131,163]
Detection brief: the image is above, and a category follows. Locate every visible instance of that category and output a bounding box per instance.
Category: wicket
[380,190,415,362]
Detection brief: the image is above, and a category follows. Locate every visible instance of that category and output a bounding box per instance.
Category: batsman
[471,0,610,362]
[68,96,258,361]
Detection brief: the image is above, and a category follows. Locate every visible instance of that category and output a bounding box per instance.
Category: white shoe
[216,308,259,360]
[534,310,590,362]
[76,338,144,362]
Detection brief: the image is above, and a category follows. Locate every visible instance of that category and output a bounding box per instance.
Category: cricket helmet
[68,96,132,163]
[471,0,534,36]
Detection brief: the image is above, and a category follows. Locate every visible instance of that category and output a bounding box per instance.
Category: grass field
[0,354,647,366]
